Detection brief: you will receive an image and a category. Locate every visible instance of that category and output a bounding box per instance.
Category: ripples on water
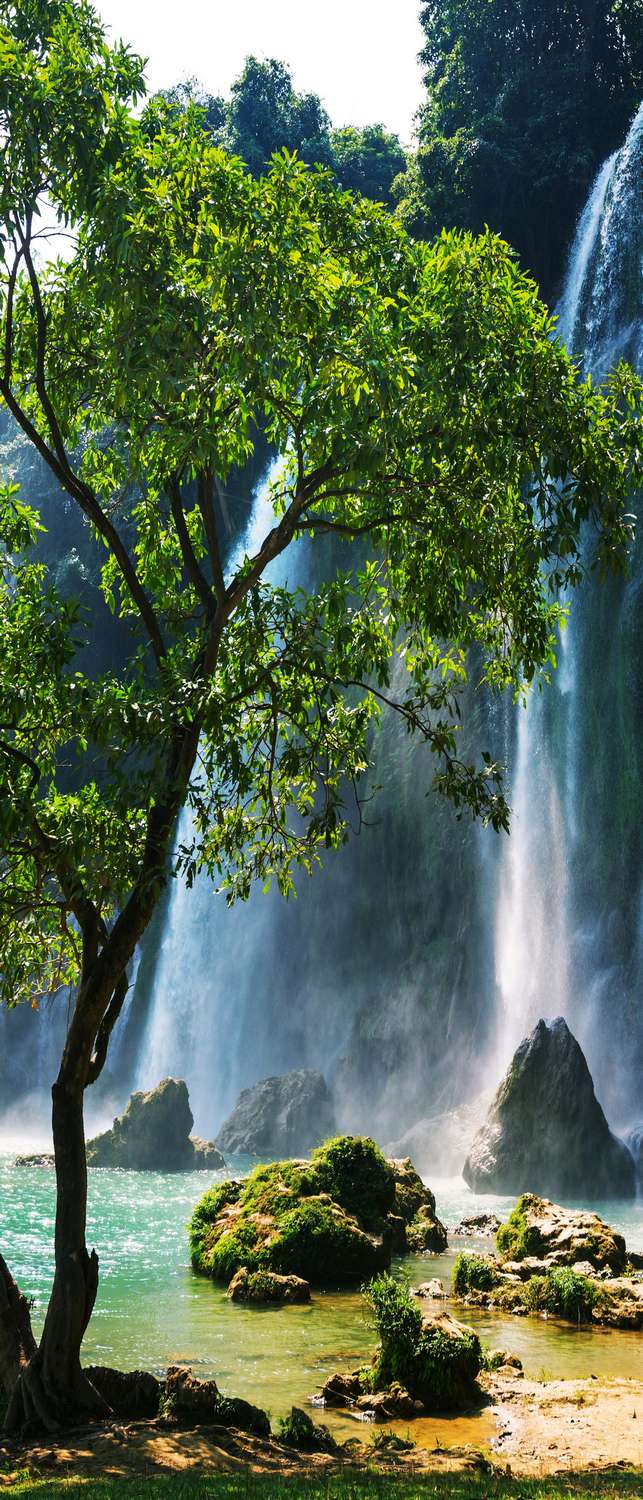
[2,1158,642,1431]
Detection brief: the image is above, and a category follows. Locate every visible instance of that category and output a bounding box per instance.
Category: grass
[2,1471,643,1499]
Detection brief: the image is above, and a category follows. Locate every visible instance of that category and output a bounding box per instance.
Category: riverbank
[1,1373,641,1489]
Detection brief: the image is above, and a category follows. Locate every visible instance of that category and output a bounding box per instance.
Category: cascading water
[493,102,643,1116]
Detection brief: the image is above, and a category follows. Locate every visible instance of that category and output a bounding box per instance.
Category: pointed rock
[463,1018,635,1198]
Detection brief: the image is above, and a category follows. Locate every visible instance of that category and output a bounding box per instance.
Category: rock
[164,1365,270,1435]
[86,1365,161,1418]
[215,1070,336,1158]
[165,1365,220,1423]
[86,1079,225,1172]
[414,1279,446,1299]
[496,1194,627,1273]
[463,1018,635,1198]
[13,1153,55,1168]
[190,1135,398,1285]
[454,1213,501,1238]
[278,1407,337,1452]
[389,1157,448,1253]
[413,1307,483,1407]
[387,1091,493,1176]
[318,1370,362,1407]
[226,1267,310,1304]
[191,1137,226,1170]
[355,1383,417,1421]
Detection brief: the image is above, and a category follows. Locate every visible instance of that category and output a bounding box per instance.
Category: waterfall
[493,102,643,1115]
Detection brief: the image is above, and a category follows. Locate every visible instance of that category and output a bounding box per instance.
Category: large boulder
[463,1018,635,1198]
[215,1069,336,1158]
[189,1136,395,1285]
[87,1079,225,1172]
[190,1136,446,1286]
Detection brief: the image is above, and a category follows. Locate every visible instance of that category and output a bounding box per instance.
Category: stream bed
[2,1157,642,1443]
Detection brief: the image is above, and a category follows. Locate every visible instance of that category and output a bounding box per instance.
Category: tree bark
[4,1079,111,1433]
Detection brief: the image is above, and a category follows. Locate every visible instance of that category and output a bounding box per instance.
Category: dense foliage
[395,0,643,294]
[162,59,407,206]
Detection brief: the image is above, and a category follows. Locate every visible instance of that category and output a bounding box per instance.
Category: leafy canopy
[0,0,641,1012]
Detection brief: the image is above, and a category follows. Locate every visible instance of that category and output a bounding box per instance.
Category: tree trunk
[4,1080,111,1433]
[0,1256,36,1398]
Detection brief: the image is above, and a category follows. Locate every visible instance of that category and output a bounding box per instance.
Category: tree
[225,56,334,175]
[331,124,407,206]
[0,0,641,1432]
[396,0,643,296]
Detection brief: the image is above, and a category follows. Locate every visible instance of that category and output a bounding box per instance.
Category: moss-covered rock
[495,1194,627,1272]
[278,1406,336,1453]
[389,1158,448,1253]
[190,1136,448,1287]
[227,1267,310,1304]
[190,1136,395,1285]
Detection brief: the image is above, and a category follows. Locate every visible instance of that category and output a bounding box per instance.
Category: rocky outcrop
[215,1070,336,1158]
[86,1079,225,1172]
[389,1158,448,1253]
[452,1196,643,1330]
[164,1365,270,1436]
[319,1294,482,1417]
[226,1268,310,1304]
[463,1018,635,1198]
[454,1213,501,1238]
[190,1136,447,1287]
[189,1136,396,1285]
[278,1407,337,1453]
[496,1195,627,1273]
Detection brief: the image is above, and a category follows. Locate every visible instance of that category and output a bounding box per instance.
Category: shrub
[452,1252,498,1296]
[523,1267,600,1322]
[188,1181,243,1270]
[364,1272,482,1408]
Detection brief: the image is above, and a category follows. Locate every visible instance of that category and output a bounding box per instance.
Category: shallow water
[2,1159,642,1440]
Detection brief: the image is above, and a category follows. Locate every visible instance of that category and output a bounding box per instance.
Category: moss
[496,1197,544,1261]
[452,1253,498,1296]
[406,1210,447,1253]
[189,1181,243,1271]
[364,1273,481,1409]
[266,1198,386,1281]
[311,1135,395,1227]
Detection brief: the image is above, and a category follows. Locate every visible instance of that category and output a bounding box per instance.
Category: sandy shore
[1,1375,641,1482]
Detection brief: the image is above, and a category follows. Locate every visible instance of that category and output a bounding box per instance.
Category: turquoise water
[2,1156,642,1432]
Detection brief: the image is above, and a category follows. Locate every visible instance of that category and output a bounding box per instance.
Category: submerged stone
[86,1078,225,1172]
[463,1018,635,1198]
[215,1069,337,1158]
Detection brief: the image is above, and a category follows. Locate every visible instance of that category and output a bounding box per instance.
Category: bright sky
[95,1,425,144]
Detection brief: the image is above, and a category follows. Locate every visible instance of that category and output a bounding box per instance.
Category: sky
[95,1,425,144]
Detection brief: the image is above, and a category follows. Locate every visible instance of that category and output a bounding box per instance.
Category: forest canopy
[394,0,643,294]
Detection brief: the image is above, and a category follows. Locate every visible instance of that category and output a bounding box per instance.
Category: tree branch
[168,473,215,619]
